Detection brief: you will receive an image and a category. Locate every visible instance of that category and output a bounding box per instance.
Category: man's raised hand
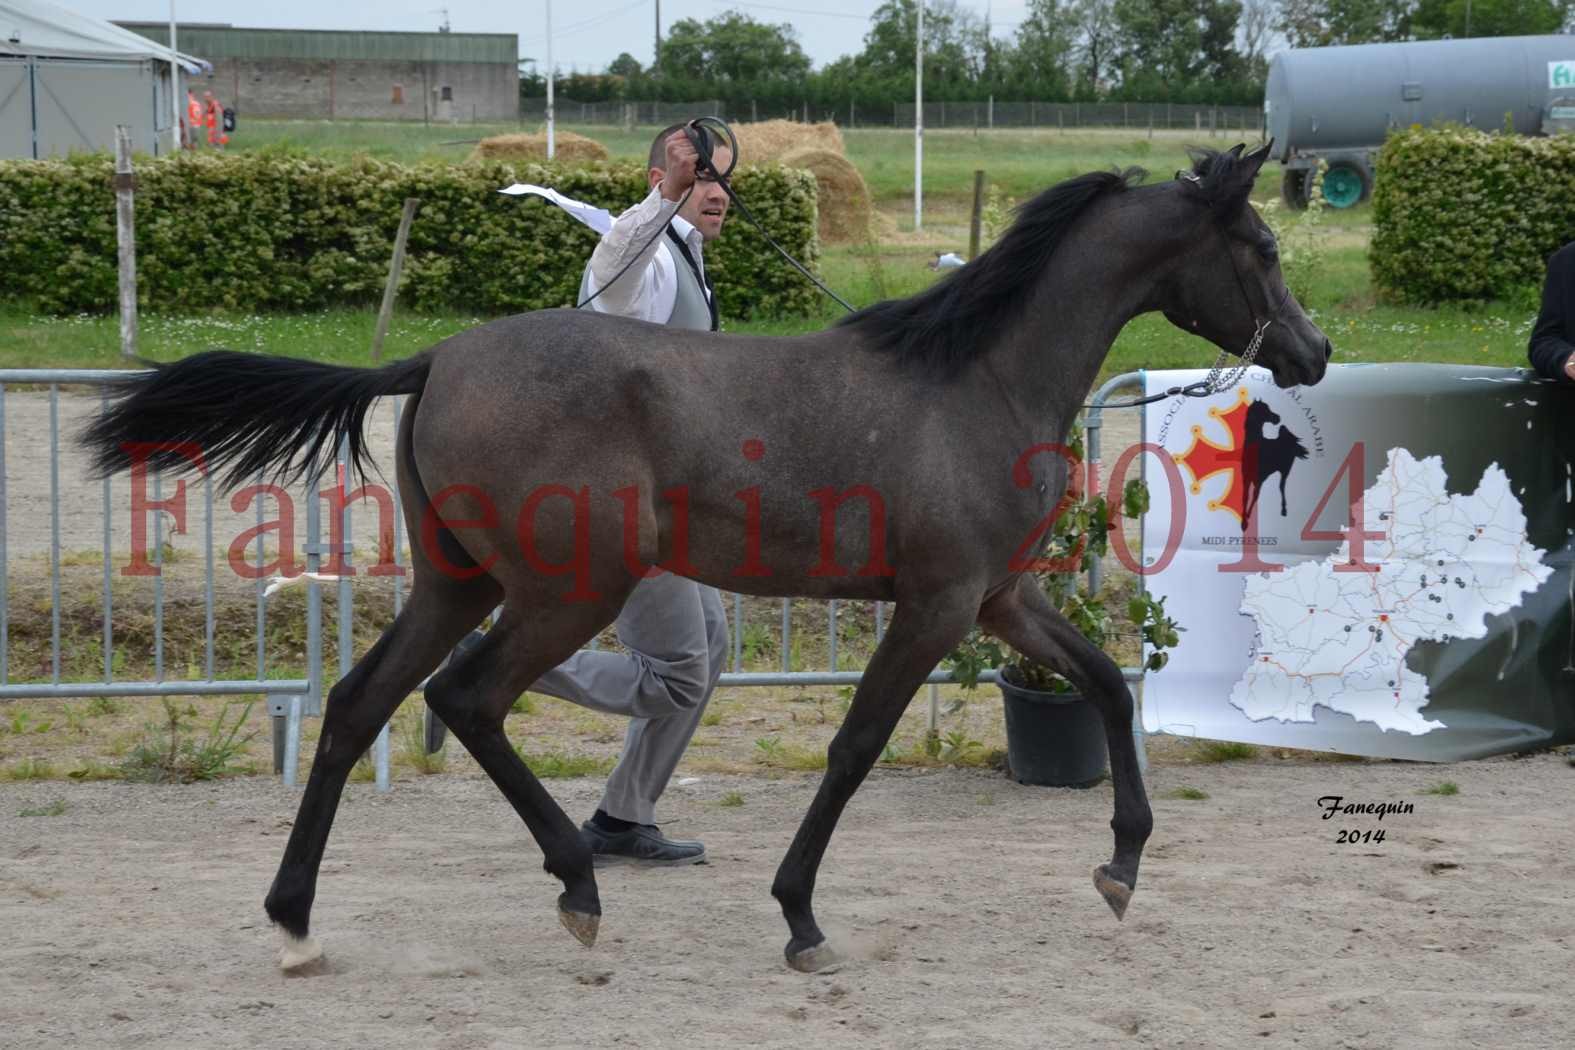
[660,130,699,202]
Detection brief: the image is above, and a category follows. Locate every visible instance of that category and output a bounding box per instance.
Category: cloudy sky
[67,0,1041,73]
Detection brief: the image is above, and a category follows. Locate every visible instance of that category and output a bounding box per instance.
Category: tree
[1071,0,1120,95]
[1111,0,1244,96]
[1239,0,1275,82]
[853,0,991,94]
[1276,0,1415,47]
[1011,0,1077,98]
[658,12,811,84]
[607,52,644,78]
[1411,0,1570,38]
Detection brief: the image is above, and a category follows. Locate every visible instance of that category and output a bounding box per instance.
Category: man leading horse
[457,124,736,866]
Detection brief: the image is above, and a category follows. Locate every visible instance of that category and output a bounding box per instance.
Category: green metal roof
[118,24,517,64]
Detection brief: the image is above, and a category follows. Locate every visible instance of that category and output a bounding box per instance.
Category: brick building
[118,23,518,122]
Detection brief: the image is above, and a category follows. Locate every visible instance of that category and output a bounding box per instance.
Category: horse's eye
[1259,237,1280,263]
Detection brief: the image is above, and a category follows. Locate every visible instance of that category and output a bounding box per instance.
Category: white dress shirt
[583,186,711,324]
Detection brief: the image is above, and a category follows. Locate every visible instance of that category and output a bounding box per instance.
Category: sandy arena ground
[2,753,1571,1050]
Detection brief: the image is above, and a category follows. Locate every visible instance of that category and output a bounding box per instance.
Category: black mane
[836,165,1147,376]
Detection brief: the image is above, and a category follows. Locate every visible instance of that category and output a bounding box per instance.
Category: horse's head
[1246,399,1281,428]
[1159,143,1332,389]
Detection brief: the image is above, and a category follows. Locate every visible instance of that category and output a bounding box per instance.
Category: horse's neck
[982,231,1162,431]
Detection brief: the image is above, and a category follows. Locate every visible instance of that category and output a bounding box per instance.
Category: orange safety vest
[186,93,203,147]
[205,98,221,147]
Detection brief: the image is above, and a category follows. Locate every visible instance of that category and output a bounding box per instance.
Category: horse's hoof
[558,907,600,948]
[279,933,326,975]
[1093,865,1133,921]
[785,939,839,973]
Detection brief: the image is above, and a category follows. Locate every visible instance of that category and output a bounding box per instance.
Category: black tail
[83,350,433,489]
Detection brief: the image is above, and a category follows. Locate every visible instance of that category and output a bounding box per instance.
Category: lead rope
[1085,318,1271,411]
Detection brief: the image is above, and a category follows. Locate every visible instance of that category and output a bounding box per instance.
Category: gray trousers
[528,572,728,826]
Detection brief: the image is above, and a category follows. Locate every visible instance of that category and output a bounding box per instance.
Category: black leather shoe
[580,821,707,867]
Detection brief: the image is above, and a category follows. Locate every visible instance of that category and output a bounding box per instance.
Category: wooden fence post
[969,170,986,260]
[370,198,420,363]
[114,125,138,359]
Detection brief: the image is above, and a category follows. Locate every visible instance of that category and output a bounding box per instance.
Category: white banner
[1136,364,1573,760]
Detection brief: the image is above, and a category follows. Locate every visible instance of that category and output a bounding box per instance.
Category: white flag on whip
[497,184,613,236]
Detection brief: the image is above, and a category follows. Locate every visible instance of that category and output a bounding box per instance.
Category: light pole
[168,1,180,153]
[545,0,555,159]
[914,0,924,231]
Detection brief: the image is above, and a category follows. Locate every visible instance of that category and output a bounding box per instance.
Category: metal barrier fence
[519,96,1261,133]
[0,369,1148,789]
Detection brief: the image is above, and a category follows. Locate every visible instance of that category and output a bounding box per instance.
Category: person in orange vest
[204,91,225,148]
[186,91,203,149]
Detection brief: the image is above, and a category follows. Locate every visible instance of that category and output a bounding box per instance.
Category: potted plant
[948,428,1182,787]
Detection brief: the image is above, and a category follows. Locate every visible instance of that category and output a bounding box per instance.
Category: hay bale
[730,120,846,164]
[777,147,873,244]
[468,130,609,165]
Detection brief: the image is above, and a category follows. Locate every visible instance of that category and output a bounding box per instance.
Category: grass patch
[520,750,616,779]
[86,696,123,717]
[2,758,56,780]
[66,760,121,781]
[511,694,538,716]
[396,704,447,776]
[18,798,69,817]
[120,698,258,783]
[753,735,829,771]
[719,790,745,807]
[1192,740,1258,763]
[1164,786,1210,800]
[700,707,725,728]
[1424,780,1460,796]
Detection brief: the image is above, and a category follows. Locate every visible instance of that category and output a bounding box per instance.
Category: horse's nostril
[1323,338,1334,361]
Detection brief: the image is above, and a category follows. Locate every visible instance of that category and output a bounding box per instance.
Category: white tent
[1,0,208,159]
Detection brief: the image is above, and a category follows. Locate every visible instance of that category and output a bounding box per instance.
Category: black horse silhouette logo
[1241,400,1308,532]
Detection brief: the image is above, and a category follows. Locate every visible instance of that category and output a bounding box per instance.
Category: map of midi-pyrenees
[1229,448,1553,734]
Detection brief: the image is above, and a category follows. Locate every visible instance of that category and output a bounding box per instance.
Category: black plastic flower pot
[998,669,1109,788]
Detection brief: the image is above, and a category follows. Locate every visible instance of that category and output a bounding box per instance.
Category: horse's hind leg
[771,588,979,971]
[421,593,628,948]
[264,577,500,970]
[980,575,1153,921]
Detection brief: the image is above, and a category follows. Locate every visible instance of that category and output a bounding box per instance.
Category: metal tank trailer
[1266,34,1575,209]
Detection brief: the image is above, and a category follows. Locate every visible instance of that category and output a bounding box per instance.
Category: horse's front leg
[979,574,1153,920]
[1279,471,1291,517]
[771,585,981,972]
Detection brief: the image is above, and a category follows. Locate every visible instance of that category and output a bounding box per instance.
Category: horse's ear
[1218,142,1270,210]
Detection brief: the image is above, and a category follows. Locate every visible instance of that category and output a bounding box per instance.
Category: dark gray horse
[86,143,1331,973]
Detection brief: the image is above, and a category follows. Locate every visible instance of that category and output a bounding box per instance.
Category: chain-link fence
[895,100,1263,133]
[520,96,1263,133]
[518,99,725,127]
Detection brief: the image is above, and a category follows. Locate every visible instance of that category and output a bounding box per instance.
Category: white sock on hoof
[279,932,324,972]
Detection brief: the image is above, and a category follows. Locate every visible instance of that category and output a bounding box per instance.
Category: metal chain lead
[1087,318,1272,410]
[1198,318,1270,396]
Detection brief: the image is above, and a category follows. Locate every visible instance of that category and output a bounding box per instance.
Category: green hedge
[1371,127,1575,304]
[0,153,821,318]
